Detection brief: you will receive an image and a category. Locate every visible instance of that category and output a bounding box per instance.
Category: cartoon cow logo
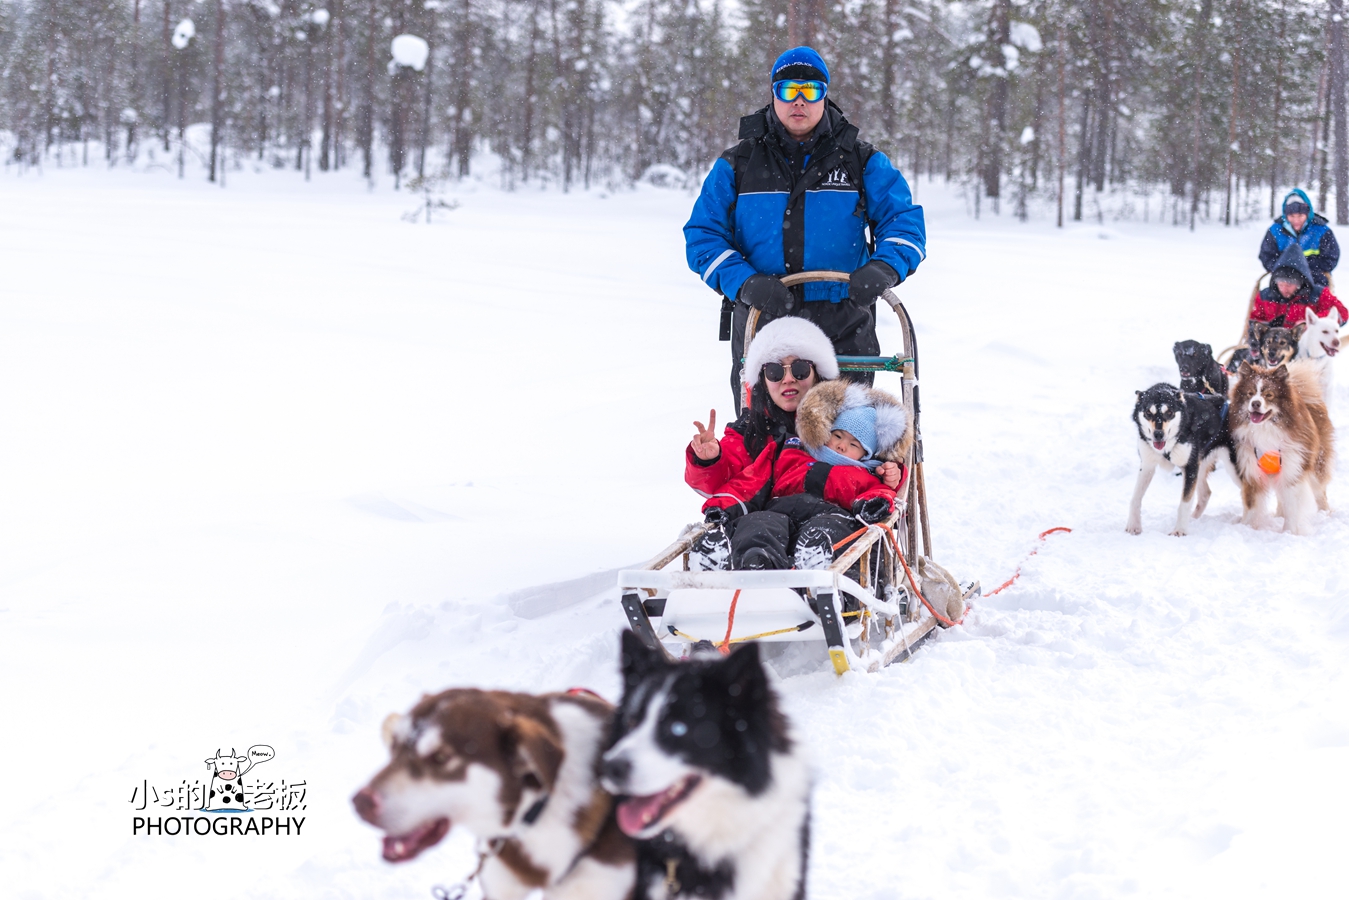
[201,745,275,812]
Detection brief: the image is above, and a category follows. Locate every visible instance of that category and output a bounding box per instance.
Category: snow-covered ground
[2,165,1347,899]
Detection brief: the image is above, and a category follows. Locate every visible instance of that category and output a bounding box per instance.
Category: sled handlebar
[769,271,908,371]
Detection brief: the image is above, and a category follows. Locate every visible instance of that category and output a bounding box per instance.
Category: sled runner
[619,272,978,675]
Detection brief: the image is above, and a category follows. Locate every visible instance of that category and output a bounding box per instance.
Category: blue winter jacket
[684,103,926,305]
[1259,188,1339,287]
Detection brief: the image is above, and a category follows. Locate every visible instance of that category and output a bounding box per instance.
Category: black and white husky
[1126,383,1235,536]
[600,631,810,900]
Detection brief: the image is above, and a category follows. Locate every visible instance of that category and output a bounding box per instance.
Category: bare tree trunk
[334,0,346,169]
[1074,88,1091,221]
[1309,29,1332,186]
[1188,0,1214,230]
[162,0,172,151]
[1269,0,1286,218]
[128,0,142,159]
[982,0,1011,208]
[521,0,540,181]
[1030,61,1044,190]
[389,0,406,184]
[45,31,55,152]
[320,11,334,171]
[1057,24,1066,228]
[176,45,185,178]
[209,0,225,183]
[104,29,118,161]
[881,0,897,145]
[417,9,434,179]
[1332,0,1349,224]
[1319,93,1333,213]
[360,0,376,179]
[452,0,473,177]
[1222,0,1242,225]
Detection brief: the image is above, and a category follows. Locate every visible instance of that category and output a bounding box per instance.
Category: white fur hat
[742,316,840,385]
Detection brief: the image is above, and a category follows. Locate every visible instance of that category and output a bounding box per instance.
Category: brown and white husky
[1229,360,1335,535]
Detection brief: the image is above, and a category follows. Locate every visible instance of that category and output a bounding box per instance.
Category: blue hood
[1281,188,1315,232]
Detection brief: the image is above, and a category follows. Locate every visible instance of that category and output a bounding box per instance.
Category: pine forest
[1,0,1345,225]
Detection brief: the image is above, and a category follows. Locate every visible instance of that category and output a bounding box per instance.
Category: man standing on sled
[1259,189,1339,292]
[684,46,927,411]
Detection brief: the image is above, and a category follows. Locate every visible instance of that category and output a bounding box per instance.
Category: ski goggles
[763,359,816,382]
[772,80,827,104]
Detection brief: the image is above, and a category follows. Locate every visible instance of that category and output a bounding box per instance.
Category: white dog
[1297,307,1341,409]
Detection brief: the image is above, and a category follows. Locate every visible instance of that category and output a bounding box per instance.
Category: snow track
[1,168,1346,898]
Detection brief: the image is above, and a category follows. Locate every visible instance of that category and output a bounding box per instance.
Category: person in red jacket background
[1251,239,1348,330]
[684,317,905,570]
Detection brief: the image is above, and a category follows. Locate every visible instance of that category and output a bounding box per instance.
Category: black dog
[1173,340,1228,396]
[600,632,810,900]
[1126,383,1235,536]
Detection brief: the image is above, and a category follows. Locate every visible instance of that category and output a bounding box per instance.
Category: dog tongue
[1152,441,1166,451]
[381,817,450,862]
[616,794,668,836]
[1326,343,1340,357]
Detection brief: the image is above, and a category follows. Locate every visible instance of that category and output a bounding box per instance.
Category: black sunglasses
[763,359,815,382]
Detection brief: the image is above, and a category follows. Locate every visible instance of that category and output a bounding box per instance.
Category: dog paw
[1168,529,1187,537]
[1125,522,1142,535]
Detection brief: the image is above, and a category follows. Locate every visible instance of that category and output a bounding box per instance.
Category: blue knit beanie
[771,47,829,85]
[831,406,877,458]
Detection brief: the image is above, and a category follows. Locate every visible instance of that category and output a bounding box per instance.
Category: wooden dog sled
[619,272,978,675]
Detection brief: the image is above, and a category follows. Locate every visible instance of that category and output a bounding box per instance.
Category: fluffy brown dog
[352,689,634,900]
[1229,360,1334,535]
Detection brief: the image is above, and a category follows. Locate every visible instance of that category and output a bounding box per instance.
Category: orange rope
[876,523,963,627]
[832,526,869,551]
[826,522,958,626]
[985,527,1073,596]
[718,589,742,655]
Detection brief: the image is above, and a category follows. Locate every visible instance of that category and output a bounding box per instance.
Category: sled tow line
[985,527,1073,596]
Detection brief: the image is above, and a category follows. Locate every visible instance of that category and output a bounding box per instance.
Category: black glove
[852,496,892,525]
[705,506,746,528]
[738,274,793,317]
[847,261,899,306]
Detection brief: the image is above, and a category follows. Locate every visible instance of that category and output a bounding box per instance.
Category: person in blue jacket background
[1259,188,1339,291]
[684,46,927,409]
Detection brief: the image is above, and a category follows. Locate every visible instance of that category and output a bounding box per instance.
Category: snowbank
[0,167,1345,898]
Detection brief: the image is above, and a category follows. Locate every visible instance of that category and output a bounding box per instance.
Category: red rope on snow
[985,527,1073,596]
[724,524,1071,644]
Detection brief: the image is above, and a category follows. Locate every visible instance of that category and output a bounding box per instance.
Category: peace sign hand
[692,410,721,461]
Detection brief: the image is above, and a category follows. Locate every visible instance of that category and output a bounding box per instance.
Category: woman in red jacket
[685,317,903,569]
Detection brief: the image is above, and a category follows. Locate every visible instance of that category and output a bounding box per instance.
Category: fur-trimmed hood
[796,380,912,464]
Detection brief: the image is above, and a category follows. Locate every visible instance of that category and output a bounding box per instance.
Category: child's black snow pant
[727,494,859,570]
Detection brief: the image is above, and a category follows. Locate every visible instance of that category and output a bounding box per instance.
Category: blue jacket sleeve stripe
[702,249,739,282]
[861,152,926,277]
[685,157,759,301]
[883,236,926,262]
